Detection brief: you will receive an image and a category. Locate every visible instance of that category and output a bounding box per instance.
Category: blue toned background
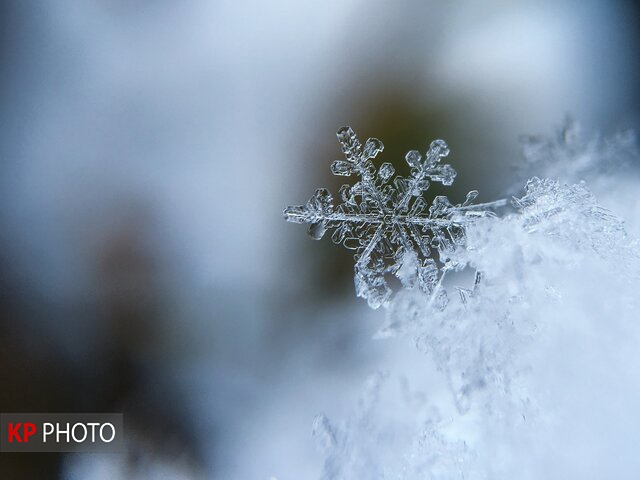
[0,1,638,478]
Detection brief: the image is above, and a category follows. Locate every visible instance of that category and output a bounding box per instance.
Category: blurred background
[0,1,638,478]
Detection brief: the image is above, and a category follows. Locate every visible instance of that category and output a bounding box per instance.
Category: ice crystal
[518,118,637,185]
[286,124,640,480]
[284,127,506,308]
[315,173,640,479]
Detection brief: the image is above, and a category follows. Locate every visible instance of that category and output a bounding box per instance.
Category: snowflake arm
[284,127,506,308]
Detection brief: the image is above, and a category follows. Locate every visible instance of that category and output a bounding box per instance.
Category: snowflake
[284,126,506,309]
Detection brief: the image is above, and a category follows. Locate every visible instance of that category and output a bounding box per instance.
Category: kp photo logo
[1,413,123,453]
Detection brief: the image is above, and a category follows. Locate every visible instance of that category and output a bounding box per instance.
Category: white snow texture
[290,123,640,479]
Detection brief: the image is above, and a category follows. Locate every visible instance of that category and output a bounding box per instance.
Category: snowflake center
[284,126,505,308]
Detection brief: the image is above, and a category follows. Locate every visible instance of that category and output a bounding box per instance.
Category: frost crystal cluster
[284,123,640,480]
[284,127,505,308]
[518,118,637,184]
